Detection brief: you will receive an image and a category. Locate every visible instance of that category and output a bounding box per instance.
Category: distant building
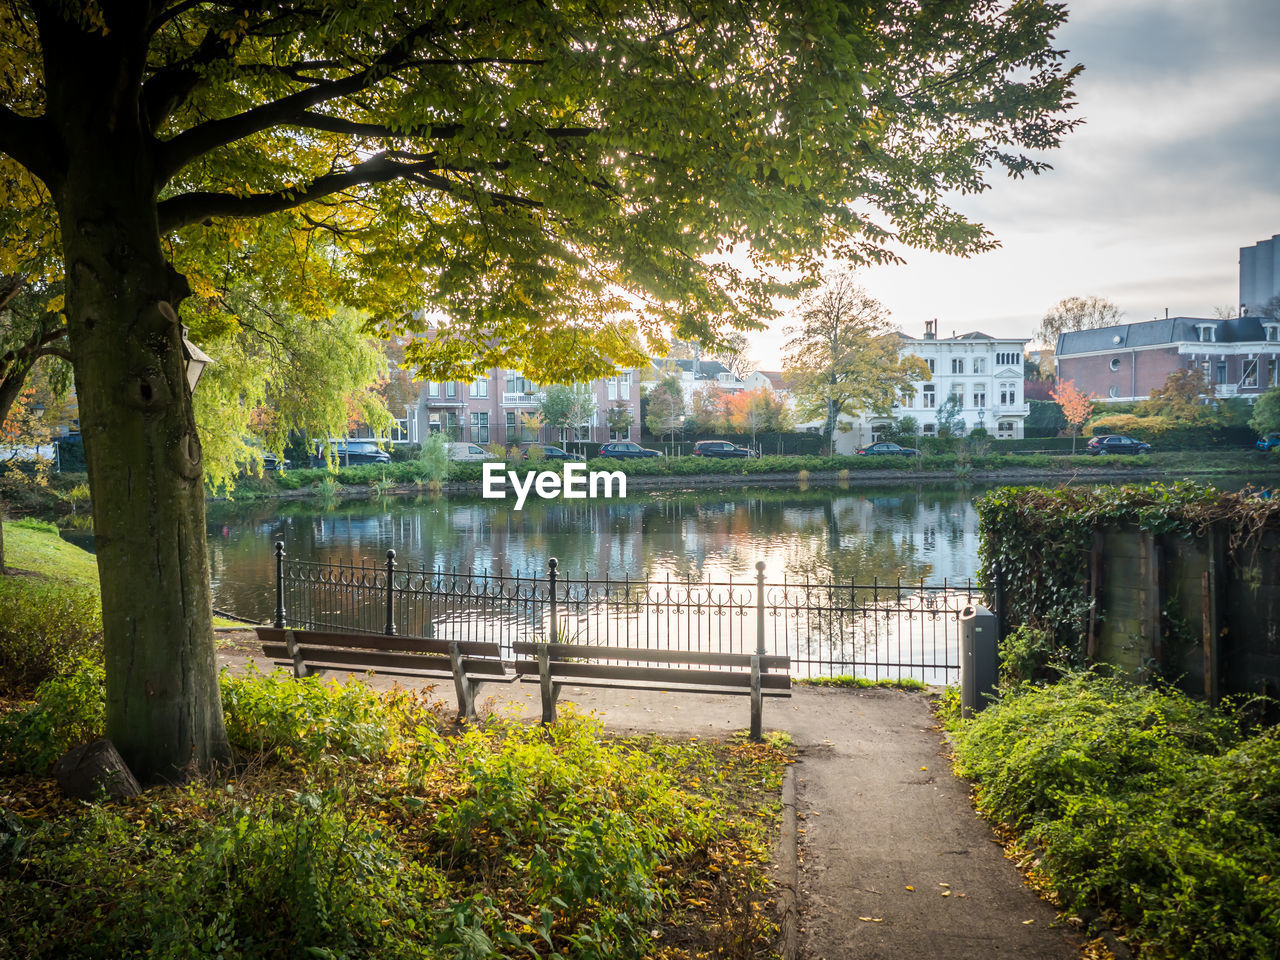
[799,320,1030,452]
[1240,234,1280,314]
[642,357,746,403]
[404,367,641,446]
[1055,315,1280,402]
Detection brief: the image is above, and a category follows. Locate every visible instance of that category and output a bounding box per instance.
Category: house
[741,369,791,399]
[404,367,642,446]
[641,356,746,403]
[803,320,1030,453]
[1055,315,1280,403]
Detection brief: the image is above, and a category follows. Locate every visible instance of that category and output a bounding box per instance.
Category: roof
[669,357,731,379]
[752,370,790,390]
[1056,316,1274,356]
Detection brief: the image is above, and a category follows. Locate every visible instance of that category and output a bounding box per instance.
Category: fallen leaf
[905,885,914,891]
[858,917,884,923]
[1022,919,1035,925]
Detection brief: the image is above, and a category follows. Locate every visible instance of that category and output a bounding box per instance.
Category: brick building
[1056,315,1280,402]
[404,368,642,447]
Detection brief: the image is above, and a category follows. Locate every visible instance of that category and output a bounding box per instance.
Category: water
[205,482,990,623]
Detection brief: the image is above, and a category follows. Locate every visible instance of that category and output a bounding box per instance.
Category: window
[506,372,536,395]
[609,421,629,441]
[972,358,986,374]
[1198,325,1217,343]
[619,372,631,400]
[470,412,489,444]
[1216,361,1228,384]
[951,358,964,374]
[442,412,459,440]
[1109,357,1121,371]
[470,376,489,398]
[921,423,936,436]
[506,411,518,442]
[999,382,1017,406]
[427,381,440,398]
[1108,386,1119,398]
[1244,359,1259,388]
[1266,325,1280,342]
[997,420,1015,438]
[951,382,964,398]
[445,381,457,398]
[972,387,986,408]
[996,351,1022,367]
[901,389,913,409]
[926,358,936,373]
[922,384,936,408]
[607,377,618,401]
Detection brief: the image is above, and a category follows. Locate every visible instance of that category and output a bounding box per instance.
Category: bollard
[273,541,286,628]
[384,549,397,636]
[960,604,999,718]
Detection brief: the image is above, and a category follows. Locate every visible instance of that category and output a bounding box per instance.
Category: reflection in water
[206,483,992,622]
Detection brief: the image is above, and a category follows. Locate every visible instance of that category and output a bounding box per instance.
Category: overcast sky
[747,0,1280,369]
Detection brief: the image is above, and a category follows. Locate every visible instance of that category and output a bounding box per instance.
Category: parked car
[260,452,290,472]
[310,439,392,467]
[517,442,584,462]
[1086,435,1152,456]
[1257,433,1280,452]
[597,441,663,459]
[446,442,493,461]
[692,440,758,459]
[855,441,920,456]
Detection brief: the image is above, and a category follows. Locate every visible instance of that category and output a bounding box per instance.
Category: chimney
[924,319,936,340]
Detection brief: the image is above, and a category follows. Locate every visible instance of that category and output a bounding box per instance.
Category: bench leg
[448,642,476,721]
[750,655,763,742]
[538,647,558,724]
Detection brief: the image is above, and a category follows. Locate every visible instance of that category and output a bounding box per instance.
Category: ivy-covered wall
[977,482,1280,704]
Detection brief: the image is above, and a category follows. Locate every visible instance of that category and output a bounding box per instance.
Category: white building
[806,320,1030,453]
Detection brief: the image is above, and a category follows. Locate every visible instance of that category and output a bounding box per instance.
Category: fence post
[751,560,766,742]
[548,557,559,643]
[384,549,397,636]
[273,541,286,628]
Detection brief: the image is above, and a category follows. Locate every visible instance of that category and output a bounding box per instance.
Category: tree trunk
[42,7,229,783]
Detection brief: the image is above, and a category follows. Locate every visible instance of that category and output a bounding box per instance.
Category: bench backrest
[257,626,502,660]
[511,641,789,671]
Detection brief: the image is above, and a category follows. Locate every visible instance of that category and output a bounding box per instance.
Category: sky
[747,0,1280,369]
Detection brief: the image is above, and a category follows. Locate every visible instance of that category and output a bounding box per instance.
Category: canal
[206,481,993,623]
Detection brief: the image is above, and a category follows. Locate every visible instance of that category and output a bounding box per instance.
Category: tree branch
[0,107,59,182]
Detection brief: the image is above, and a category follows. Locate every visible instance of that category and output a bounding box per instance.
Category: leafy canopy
[4,0,1080,385]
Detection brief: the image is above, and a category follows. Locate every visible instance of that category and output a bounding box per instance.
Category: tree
[539,385,597,446]
[726,387,787,448]
[518,410,547,443]
[1051,379,1094,452]
[1034,296,1122,350]
[686,384,728,436]
[783,274,929,454]
[604,403,633,441]
[1250,386,1280,437]
[644,376,685,442]
[1137,368,1215,421]
[0,1,1079,781]
[935,393,966,438]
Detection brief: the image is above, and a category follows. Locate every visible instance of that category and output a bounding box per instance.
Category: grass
[795,675,927,691]
[3,519,99,587]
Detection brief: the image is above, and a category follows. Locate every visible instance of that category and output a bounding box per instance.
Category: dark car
[855,441,920,456]
[1086,435,1152,456]
[692,440,758,459]
[518,442,584,462]
[311,439,392,467]
[261,453,291,472]
[597,441,663,459]
[1257,433,1280,452]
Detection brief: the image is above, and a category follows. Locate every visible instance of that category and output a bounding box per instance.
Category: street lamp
[180,326,213,393]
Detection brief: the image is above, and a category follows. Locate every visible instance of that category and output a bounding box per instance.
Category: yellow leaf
[905,886,914,891]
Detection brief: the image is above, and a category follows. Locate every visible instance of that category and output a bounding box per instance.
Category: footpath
[217,643,1084,959]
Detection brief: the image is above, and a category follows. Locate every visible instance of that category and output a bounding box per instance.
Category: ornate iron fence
[273,543,981,684]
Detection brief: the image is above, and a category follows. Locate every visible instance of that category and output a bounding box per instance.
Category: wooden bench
[255,627,517,720]
[511,642,791,738]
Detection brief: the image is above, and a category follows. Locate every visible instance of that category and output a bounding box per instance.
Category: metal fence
[274,543,982,684]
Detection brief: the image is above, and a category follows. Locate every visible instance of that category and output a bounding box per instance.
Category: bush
[0,659,105,774]
[953,675,1279,958]
[0,575,102,696]
[219,664,406,766]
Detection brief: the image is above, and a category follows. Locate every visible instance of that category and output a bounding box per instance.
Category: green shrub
[953,675,1279,958]
[0,576,103,696]
[219,664,404,766]
[0,659,106,774]
[997,624,1059,689]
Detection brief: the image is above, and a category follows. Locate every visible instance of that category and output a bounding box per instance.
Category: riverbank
[216,449,1280,504]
